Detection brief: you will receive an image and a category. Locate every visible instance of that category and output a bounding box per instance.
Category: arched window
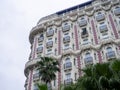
[65,58,70,63]
[98,12,102,15]
[106,47,112,52]
[84,52,93,65]
[64,57,72,69]
[81,17,85,20]
[85,52,91,58]
[64,22,68,25]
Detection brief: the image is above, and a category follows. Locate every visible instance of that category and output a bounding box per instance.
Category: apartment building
[24,0,120,90]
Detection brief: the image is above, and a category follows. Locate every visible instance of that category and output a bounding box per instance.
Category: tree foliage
[64,59,120,90]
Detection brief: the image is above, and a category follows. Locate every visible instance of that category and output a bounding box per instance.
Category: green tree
[75,59,120,90]
[37,57,60,90]
[37,83,48,90]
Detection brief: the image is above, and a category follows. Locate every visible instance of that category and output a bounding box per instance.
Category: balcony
[38,37,44,42]
[33,73,40,81]
[64,62,72,70]
[106,51,116,60]
[79,20,87,27]
[99,25,108,33]
[64,78,73,85]
[114,8,120,16]
[63,36,70,43]
[62,47,73,56]
[46,30,54,37]
[36,47,43,53]
[46,41,53,48]
[84,56,93,65]
[62,25,70,32]
[96,14,105,21]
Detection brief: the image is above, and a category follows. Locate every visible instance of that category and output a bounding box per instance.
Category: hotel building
[24,0,120,90]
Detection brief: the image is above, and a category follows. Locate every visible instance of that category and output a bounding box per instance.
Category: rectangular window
[47,48,52,55]
[65,73,71,79]
[48,38,52,41]
[64,44,69,50]
[64,33,69,36]
[33,84,38,90]
[82,28,87,35]
[38,44,43,47]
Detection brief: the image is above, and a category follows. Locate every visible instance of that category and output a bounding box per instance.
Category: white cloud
[0,0,88,90]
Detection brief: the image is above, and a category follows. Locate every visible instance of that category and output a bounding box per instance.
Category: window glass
[85,52,91,58]
[65,73,71,79]
[33,84,38,90]
[106,47,112,52]
[64,44,69,49]
[65,58,70,63]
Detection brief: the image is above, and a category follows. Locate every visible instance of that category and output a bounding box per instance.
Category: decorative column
[108,14,119,39]
[74,24,79,50]
[74,24,81,76]
[77,56,81,77]
[58,30,61,89]
[28,37,37,90]
[32,37,38,59]
[28,69,33,90]
[91,19,102,63]
[58,30,61,55]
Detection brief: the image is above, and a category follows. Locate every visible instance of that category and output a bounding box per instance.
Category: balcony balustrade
[64,78,73,85]
[46,41,53,48]
[63,36,70,43]
[79,20,87,27]
[114,8,120,16]
[99,24,108,33]
[62,25,70,32]
[62,47,73,55]
[84,56,93,65]
[36,47,43,53]
[46,30,54,37]
[96,14,105,21]
[106,51,116,60]
[64,62,72,70]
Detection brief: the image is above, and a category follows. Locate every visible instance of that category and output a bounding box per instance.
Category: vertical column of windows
[57,30,61,90]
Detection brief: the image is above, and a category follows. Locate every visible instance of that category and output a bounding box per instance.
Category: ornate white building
[24,0,120,90]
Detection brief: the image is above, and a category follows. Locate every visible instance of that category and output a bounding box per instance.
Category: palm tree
[109,59,120,89]
[37,56,60,90]
[76,63,112,90]
[37,83,48,90]
[75,59,120,90]
[76,65,100,90]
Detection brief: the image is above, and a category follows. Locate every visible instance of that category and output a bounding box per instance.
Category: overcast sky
[0,0,88,90]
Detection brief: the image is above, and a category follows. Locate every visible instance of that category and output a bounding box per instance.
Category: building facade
[24,0,120,90]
